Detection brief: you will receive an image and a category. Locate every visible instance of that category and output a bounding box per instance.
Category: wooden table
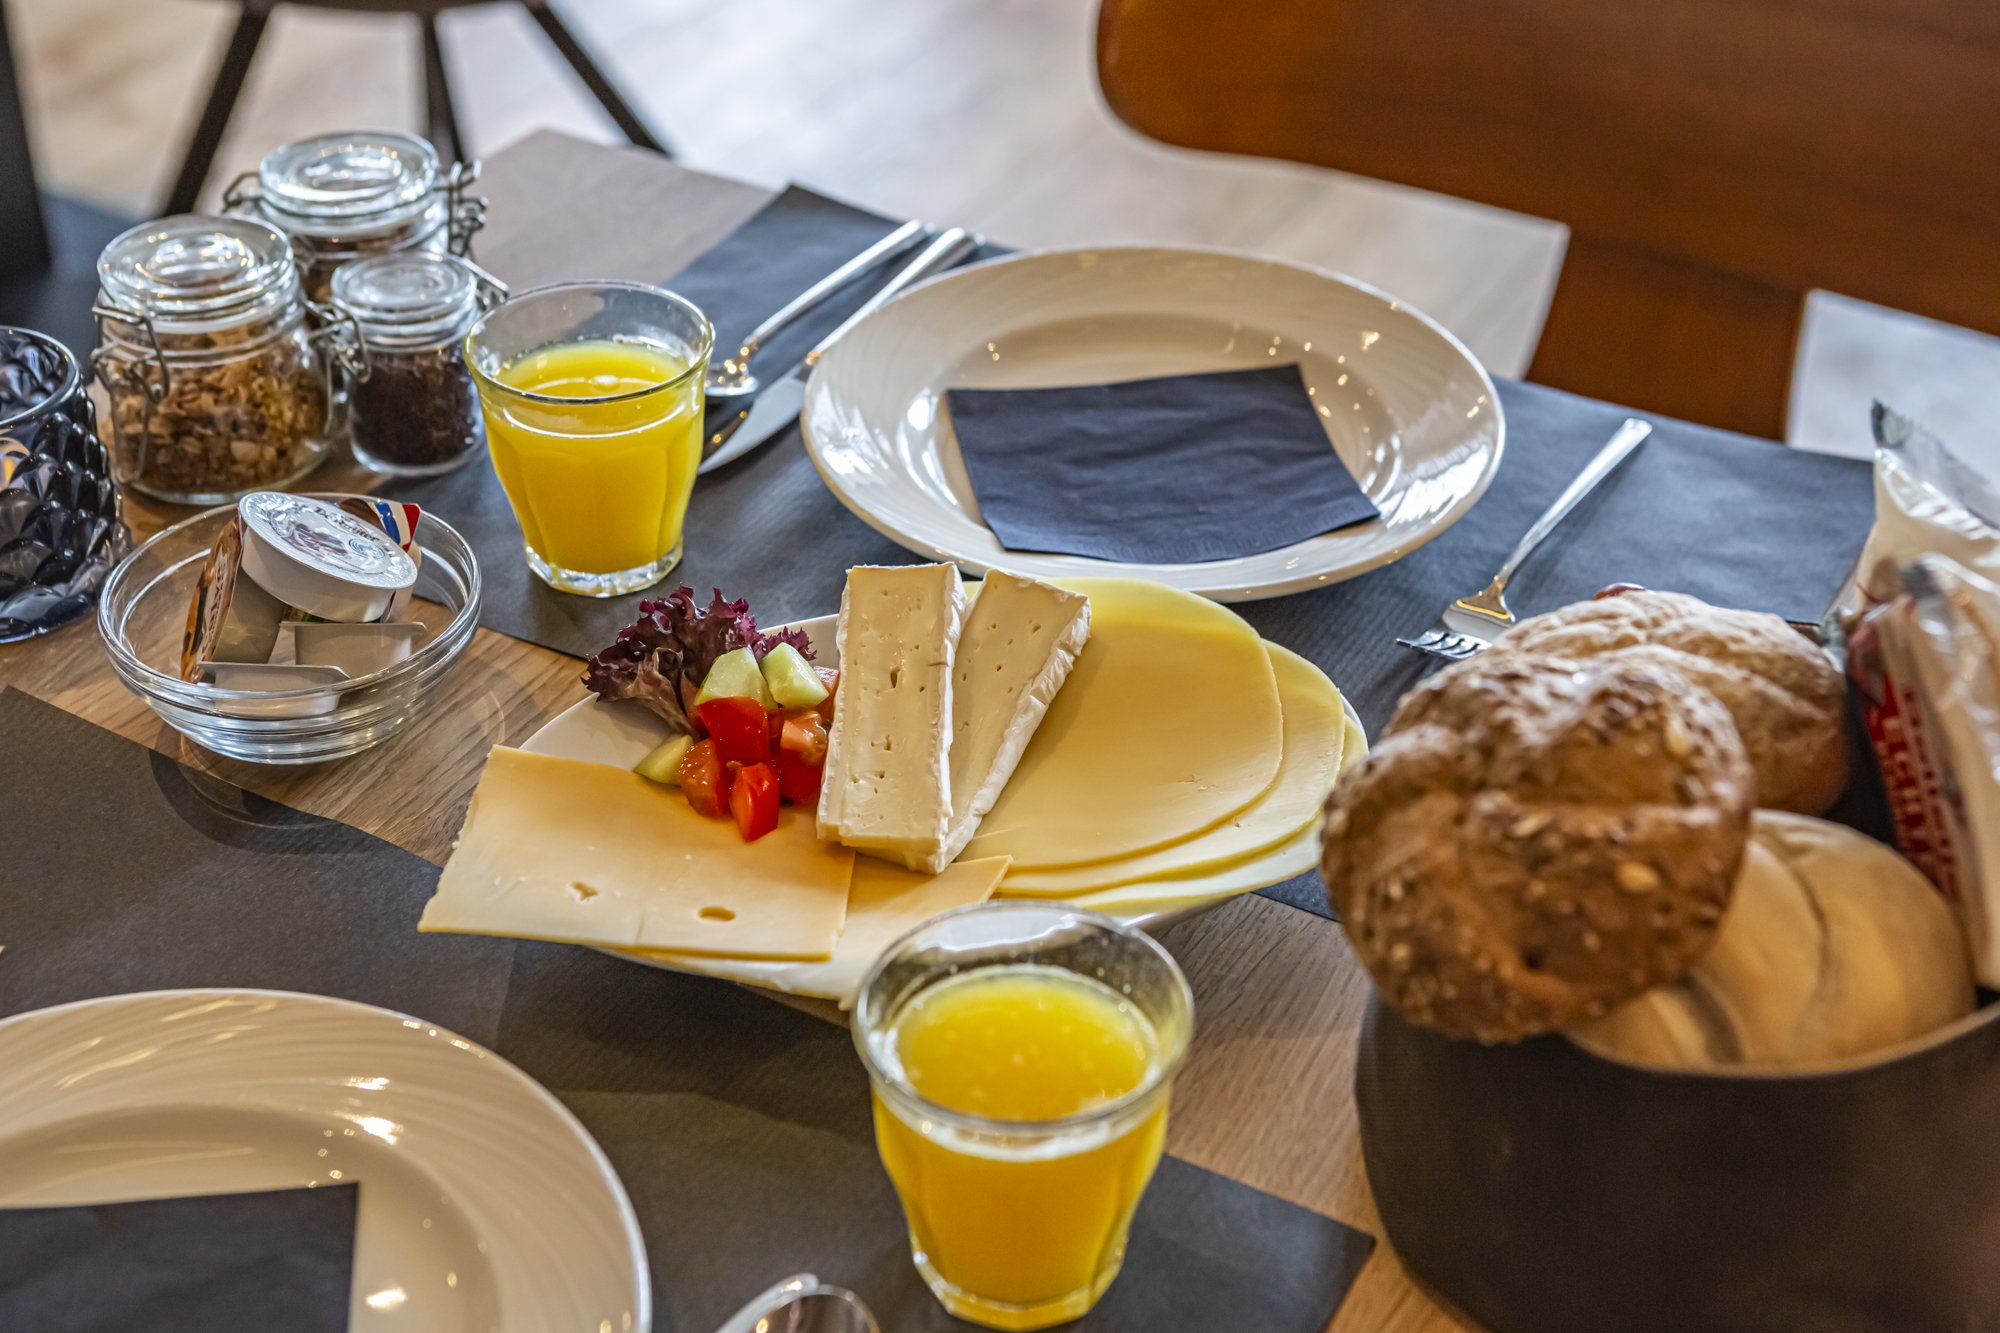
[0,130,1468,1333]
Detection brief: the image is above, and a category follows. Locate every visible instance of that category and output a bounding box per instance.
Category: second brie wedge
[932,572,1092,872]
[817,563,966,868]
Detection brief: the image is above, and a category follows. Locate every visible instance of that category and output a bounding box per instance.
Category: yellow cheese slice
[998,645,1350,896]
[420,747,854,959]
[627,855,1013,1004]
[962,578,1285,870]
[1058,822,1322,916]
[1031,707,1370,915]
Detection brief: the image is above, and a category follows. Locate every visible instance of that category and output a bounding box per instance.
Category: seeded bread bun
[1570,812,1974,1069]
[1320,651,1755,1043]
[1496,590,1847,814]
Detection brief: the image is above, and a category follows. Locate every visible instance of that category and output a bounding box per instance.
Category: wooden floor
[11,0,1998,463]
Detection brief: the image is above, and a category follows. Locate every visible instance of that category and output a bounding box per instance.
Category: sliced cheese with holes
[630,855,1012,1004]
[962,578,1284,869]
[817,563,965,869]
[1029,707,1370,914]
[422,747,853,958]
[930,572,1092,872]
[1000,644,1350,896]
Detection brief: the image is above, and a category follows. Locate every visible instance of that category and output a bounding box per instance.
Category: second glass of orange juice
[464,281,712,596]
[854,903,1195,1330]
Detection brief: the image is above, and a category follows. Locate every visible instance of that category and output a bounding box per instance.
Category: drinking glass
[464,281,712,596]
[853,902,1194,1330]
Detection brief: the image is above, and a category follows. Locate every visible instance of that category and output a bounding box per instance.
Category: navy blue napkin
[947,364,1380,563]
[0,1184,358,1332]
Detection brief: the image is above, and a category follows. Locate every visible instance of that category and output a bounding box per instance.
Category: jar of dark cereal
[91,215,340,504]
[333,252,491,477]
[230,131,486,304]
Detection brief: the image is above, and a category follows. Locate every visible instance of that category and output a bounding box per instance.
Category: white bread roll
[1570,812,1975,1069]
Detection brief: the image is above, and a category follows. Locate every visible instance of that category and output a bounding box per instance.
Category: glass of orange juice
[464,281,712,596]
[854,902,1194,1330]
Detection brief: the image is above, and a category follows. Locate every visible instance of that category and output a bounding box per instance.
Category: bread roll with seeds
[1497,590,1847,814]
[1320,651,1755,1043]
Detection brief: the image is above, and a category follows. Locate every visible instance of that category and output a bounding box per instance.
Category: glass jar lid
[256,132,441,239]
[96,214,299,324]
[332,252,481,347]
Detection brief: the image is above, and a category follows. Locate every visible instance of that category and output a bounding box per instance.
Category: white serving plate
[0,990,649,1332]
[799,245,1504,602]
[525,613,1357,997]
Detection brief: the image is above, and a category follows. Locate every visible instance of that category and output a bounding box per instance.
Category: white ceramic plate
[0,990,649,1332]
[525,613,1358,997]
[800,245,1504,601]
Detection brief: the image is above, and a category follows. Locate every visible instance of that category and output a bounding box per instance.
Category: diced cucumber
[633,733,694,784]
[695,646,772,709]
[760,642,828,709]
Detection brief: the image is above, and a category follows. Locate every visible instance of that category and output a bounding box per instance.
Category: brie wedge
[816,563,966,868]
[933,572,1092,871]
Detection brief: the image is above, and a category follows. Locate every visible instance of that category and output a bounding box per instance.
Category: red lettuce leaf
[582,588,813,735]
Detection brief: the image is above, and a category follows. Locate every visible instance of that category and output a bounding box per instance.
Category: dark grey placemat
[0,690,1374,1333]
[408,188,1875,921]
[0,1185,358,1333]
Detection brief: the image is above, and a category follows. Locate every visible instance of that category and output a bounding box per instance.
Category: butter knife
[700,226,979,474]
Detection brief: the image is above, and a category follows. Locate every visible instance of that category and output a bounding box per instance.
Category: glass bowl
[98,496,480,763]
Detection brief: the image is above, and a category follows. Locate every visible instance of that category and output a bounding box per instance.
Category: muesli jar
[91,215,343,504]
[332,252,494,476]
[230,131,486,304]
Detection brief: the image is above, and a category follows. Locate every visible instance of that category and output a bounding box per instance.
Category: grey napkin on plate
[948,365,1381,564]
[0,1184,358,1333]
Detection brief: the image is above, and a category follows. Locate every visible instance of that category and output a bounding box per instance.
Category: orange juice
[480,338,701,582]
[872,964,1170,1329]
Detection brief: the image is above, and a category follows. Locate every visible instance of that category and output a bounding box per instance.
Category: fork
[1398,416,1653,662]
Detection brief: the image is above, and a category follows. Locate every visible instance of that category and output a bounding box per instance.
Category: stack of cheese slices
[420,565,1362,1002]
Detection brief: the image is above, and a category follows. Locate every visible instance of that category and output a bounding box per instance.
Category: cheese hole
[889,668,900,687]
[698,906,736,923]
[567,881,598,901]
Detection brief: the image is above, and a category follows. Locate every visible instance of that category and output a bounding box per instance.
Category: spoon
[711,1273,880,1333]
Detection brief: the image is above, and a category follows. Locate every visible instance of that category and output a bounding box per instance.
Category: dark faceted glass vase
[0,328,128,641]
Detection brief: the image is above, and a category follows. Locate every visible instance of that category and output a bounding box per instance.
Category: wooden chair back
[1097,0,2000,438]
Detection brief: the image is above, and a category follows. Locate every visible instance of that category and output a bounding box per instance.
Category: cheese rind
[631,855,1013,1004]
[962,578,1285,869]
[928,572,1093,872]
[999,645,1348,895]
[817,563,966,868]
[421,747,854,958]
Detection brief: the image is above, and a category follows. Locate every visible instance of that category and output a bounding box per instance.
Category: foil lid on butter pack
[180,492,426,683]
[238,492,417,624]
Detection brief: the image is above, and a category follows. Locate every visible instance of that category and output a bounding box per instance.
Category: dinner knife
[699,226,979,474]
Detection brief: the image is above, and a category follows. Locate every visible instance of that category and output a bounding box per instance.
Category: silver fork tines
[1396,416,1653,665]
[1396,626,1491,662]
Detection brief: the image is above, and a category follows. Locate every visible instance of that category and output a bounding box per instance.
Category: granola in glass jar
[93,215,339,504]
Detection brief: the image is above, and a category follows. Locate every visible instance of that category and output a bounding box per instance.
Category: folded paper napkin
[0,1184,358,1331]
[947,364,1381,564]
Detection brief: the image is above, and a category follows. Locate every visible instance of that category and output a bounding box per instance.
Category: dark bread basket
[1356,994,2000,1333]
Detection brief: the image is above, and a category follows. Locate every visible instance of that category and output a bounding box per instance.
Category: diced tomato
[677,739,729,818]
[773,748,823,805]
[729,762,781,841]
[779,710,829,765]
[695,696,772,764]
[814,667,839,723]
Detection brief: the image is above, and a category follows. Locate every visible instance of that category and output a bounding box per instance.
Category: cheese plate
[516,607,1364,999]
